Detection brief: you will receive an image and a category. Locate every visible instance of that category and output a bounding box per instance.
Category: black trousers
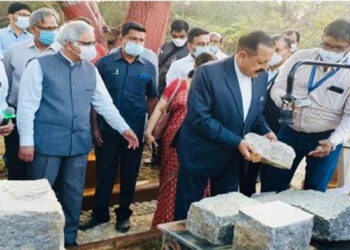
[5,126,27,180]
[239,94,281,197]
[92,131,143,221]
[239,161,269,197]
[174,160,239,221]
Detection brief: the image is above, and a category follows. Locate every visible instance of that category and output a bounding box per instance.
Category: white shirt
[166,54,194,85]
[0,60,8,119]
[271,48,350,146]
[234,55,252,121]
[17,51,130,147]
[215,49,229,59]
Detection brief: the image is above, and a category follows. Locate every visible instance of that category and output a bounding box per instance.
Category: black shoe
[115,218,130,233]
[65,241,78,247]
[79,216,109,231]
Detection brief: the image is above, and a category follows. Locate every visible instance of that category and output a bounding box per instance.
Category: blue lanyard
[307,56,347,94]
[267,73,278,89]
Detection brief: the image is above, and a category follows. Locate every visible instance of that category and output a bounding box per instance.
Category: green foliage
[170,1,350,54]
[0,1,349,54]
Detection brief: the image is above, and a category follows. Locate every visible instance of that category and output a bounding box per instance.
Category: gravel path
[78,200,157,245]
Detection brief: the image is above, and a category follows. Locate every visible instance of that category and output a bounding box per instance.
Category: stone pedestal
[256,190,350,241]
[233,201,314,250]
[186,192,259,245]
[0,179,65,250]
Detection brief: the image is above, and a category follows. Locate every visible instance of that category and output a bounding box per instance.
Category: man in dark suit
[240,34,293,197]
[174,31,277,220]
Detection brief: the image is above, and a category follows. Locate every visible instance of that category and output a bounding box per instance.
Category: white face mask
[78,45,97,61]
[193,46,210,58]
[319,48,346,63]
[15,16,29,30]
[269,52,283,67]
[172,38,187,47]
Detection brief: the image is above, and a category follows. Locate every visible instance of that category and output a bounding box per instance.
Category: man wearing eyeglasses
[263,19,350,193]
[16,20,138,246]
[0,2,32,57]
[3,8,61,180]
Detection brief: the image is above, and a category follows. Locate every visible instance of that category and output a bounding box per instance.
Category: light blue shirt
[4,38,60,107]
[0,26,32,57]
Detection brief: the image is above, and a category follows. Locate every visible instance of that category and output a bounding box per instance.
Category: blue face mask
[124,41,144,57]
[209,45,218,54]
[39,30,56,46]
[193,46,210,58]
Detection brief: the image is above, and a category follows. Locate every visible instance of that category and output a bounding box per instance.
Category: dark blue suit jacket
[177,56,271,176]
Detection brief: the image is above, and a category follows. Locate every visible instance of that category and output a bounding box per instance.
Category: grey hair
[210,32,223,42]
[29,8,60,27]
[56,20,95,46]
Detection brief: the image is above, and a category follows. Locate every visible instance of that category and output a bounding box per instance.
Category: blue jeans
[261,126,342,192]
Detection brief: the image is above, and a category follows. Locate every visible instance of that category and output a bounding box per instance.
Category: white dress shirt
[166,54,195,86]
[234,55,252,121]
[215,49,229,59]
[0,60,8,119]
[17,51,130,147]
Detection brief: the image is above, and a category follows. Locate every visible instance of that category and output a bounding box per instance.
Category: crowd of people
[1,2,350,247]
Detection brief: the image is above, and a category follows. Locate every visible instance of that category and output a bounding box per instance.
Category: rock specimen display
[0,179,65,250]
[255,190,350,241]
[244,133,296,169]
[233,201,313,250]
[186,192,259,245]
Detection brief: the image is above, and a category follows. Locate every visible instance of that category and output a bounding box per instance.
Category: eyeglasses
[35,25,59,31]
[320,42,350,53]
[74,41,96,46]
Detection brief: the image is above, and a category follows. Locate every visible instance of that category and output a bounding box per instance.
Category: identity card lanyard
[307,56,347,94]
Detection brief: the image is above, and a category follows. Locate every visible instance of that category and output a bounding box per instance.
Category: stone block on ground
[244,133,296,169]
[233,201,313,250]
[0,179,65,250]
[255,190,350,241]
[186,192,259,245]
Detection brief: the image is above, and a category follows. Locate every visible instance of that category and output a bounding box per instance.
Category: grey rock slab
[244,133,296,169]
[186,192,260,245]
[255,190,350,241]
[233,201,313,250]
[0,179,65,250]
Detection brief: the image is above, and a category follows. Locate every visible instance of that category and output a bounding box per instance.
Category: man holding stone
[263,19,350,192]
[240,34,293,196]
[16,21,139,246]
[4,8,60,180]
[174,31,276,220]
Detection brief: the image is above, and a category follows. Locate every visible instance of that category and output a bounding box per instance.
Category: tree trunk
[58,1,171,53]
[121,1,171,53]
[58,1,109,47]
